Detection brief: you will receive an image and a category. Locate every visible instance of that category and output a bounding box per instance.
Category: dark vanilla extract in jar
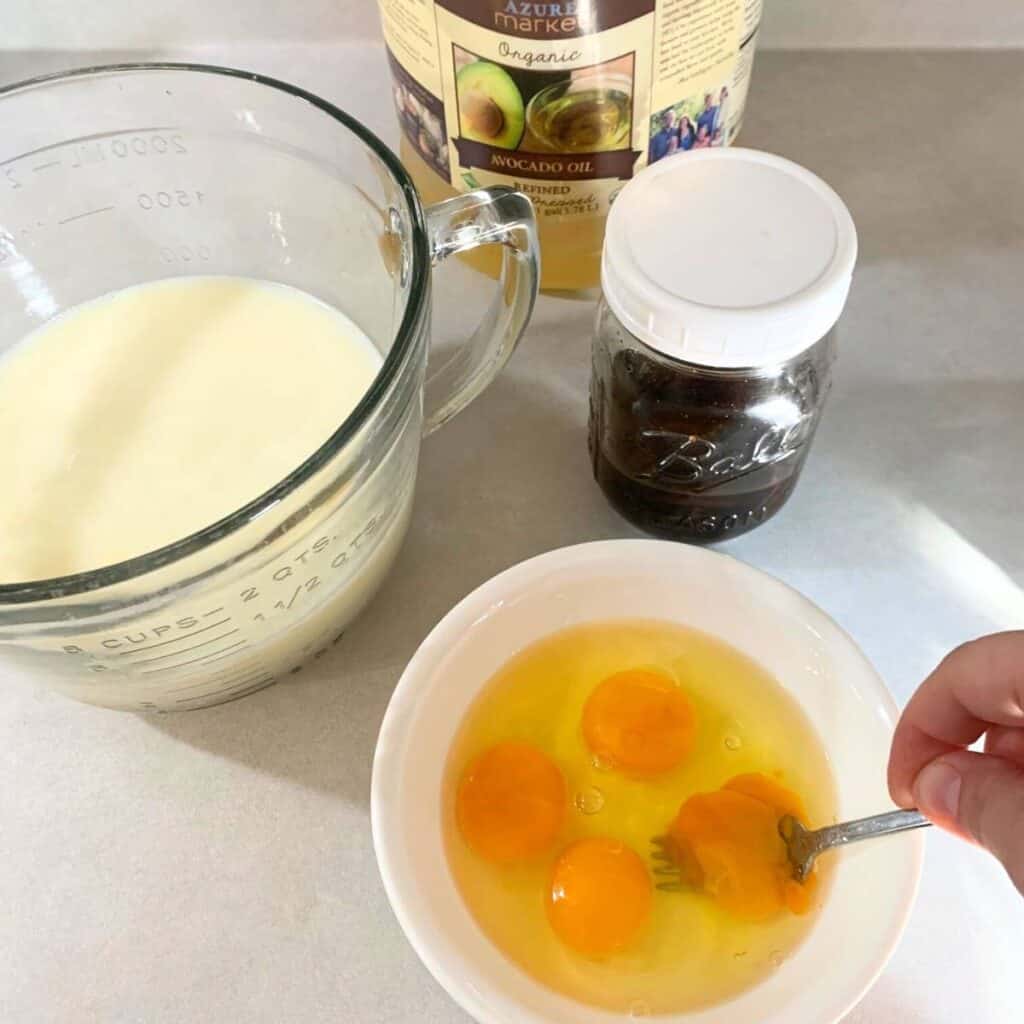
[590,312,835,542]
[590,149,858,543]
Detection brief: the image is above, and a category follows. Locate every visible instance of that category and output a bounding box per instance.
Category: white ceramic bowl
[371,540,922,1024]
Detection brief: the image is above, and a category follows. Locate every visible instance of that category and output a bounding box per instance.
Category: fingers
[888,632,1024,806]
[887,633,1024,894]
[913,750,1024,896]
[985,725,1024,766]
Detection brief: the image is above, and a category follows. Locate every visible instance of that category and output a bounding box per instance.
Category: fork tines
[650,835,685,890]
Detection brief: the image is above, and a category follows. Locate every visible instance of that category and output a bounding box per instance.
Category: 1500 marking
[137,189,204,210]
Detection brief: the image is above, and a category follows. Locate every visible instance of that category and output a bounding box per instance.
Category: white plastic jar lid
[601,148,858,368]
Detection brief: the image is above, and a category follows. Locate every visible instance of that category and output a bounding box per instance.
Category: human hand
[888,632,1024,895]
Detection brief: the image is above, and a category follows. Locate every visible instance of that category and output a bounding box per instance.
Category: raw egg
[547,837,653,956]
[668,773,817,921]
[582,668,695,776]
[456,741,566,863]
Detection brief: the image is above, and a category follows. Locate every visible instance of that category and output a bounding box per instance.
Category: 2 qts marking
[241,514,387,620]
[56,512,389,660]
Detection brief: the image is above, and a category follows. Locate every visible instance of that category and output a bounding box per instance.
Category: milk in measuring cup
[0,276,381,580]
[0,276,412,710]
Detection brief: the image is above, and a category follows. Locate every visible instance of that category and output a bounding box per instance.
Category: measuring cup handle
[422,186,540,435]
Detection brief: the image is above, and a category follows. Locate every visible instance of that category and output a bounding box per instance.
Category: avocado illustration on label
[456,61,525,150]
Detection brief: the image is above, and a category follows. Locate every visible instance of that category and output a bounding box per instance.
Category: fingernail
[914,761,962,825]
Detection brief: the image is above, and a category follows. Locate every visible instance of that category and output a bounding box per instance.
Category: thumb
[914,749,1024,895]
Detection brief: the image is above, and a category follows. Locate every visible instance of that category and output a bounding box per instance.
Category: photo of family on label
[648,85,731,163]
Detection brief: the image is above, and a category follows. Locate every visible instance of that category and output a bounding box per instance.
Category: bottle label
[377,0,762,223]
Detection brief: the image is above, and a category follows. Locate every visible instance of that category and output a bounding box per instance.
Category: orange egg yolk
[668,772,816,921]
[456,741,567,863]
[581,669,696,776]
[546,837,653,956]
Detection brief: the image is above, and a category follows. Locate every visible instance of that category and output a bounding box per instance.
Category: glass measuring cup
[0,64,539,711]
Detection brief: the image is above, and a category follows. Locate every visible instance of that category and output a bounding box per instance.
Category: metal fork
[652,809,931,889]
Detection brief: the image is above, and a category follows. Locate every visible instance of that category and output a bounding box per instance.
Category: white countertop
[2,45,1023,1024]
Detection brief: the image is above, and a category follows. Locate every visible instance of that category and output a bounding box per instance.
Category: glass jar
[590,306,836,542]
[589,148,857,542]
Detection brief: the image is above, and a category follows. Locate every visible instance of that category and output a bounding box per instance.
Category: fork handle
[815,809,931,853]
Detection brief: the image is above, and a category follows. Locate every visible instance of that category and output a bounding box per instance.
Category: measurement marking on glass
[118,617,233,655]
[197,640,251,666]
[0,126,180,167]
[221,674,274,694]
[130,629,239,666]
[141,639,249,675]
[176,678,273,705]
[168,667,268,694]
[200,673,273,693]
[57,205,116,225]
[203,607,225,617]
[165,662,266,693]
[175,675,274,705]
[32,160,62,172]
[223,676,276,695]
[180,676,274,703]
[203,661,262,685]
[222,680,275,700]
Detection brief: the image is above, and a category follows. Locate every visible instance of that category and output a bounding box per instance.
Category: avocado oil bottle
[377,0,765,292]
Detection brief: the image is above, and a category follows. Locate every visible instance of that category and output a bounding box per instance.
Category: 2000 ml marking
[0,130,207,265]
[1,127,189,184]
